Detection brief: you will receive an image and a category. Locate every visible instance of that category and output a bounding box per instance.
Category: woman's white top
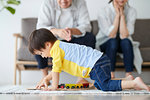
[96,2,143,74]
[96,2,137,47]
[36,0,91,38]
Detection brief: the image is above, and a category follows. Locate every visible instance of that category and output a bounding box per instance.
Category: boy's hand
[42,72,60,91]
[35,78,44,89]
[43,86,58,91]
[36,77,50,89]
[36,72,52,89]
[38,72,59,91]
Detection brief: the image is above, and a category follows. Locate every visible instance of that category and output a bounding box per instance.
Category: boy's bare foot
[76,78,90,84]
[125,75,134,81]
[133,77,150,91]
[125,72,132,77]
[111,75,134,81]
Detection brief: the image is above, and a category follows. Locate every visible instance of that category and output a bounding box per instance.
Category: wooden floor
[0,94,150,100]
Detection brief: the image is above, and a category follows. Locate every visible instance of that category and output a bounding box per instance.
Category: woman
[96,0,138,78]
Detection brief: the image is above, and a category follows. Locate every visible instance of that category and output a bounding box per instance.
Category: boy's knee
[95,82,110,91]
[100,86,110,91]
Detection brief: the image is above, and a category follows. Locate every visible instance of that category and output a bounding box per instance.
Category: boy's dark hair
[108,0,113,3]
[29,28,57,54]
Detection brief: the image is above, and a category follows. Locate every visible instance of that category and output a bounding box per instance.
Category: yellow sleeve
[51,47,63,73]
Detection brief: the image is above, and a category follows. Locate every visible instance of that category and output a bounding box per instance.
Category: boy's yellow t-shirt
[50,40,103,78]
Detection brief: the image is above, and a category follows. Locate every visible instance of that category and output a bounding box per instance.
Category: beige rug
[0,85,150,94]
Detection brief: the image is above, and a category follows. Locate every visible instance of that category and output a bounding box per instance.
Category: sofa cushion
[18,18,37,61]
[140,48,150,62]
[116,48,150,64]
[132,19,150,48]
[18,47,36,61]
[90,20,99,36]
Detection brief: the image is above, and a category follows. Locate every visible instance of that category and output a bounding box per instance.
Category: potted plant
[0,0,20,14]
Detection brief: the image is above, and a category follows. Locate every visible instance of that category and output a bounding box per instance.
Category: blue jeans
[90,55,122,91]
[100,38,134,72]
[35,32,96,69]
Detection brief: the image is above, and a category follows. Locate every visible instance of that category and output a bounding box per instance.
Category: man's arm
[36,0,56,30]
[74,0,91,37]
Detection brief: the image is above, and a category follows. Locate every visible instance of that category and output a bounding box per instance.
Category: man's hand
[65,27,72,40]
[51,28,71,41]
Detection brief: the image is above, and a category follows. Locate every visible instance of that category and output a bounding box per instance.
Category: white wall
[87,0,150,20]
[0,0,150,85]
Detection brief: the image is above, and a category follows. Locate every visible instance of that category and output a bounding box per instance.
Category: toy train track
[58,83,89,89]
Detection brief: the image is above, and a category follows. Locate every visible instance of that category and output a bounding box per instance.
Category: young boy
[29,28,150,91]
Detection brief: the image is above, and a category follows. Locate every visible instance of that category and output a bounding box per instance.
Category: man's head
[29,28,57,58]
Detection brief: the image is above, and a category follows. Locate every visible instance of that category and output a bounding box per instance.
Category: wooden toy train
[58,83,89,89]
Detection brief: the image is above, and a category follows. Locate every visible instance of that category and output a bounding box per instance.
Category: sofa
[13,18,150,84]
[18,18,150,66]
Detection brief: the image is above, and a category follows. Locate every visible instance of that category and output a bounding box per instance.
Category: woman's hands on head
[114,0,120,15]
[114,0,125,16]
